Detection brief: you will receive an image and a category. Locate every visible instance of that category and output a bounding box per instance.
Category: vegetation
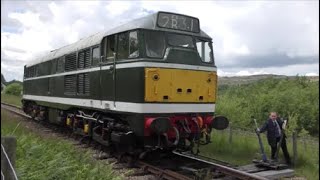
[1,94,22,107]
[5,80,23,86]
[3,83,23,96]
[1,73,6,91]
[1,73,23,86]
[1,110,123,180]
[1,73,5,84]
[200,129,319,180]
[216,76,319,136]
[1,75,318,179]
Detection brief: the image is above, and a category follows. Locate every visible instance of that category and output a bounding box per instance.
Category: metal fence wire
[1,144,18,180]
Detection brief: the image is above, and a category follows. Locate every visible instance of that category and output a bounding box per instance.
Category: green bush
[4,83,22,96]
[216,77,319,136]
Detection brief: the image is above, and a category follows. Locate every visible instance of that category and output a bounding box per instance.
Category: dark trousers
[270,136,291,164]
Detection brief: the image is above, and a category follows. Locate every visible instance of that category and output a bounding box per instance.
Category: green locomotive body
[22,11,228,153]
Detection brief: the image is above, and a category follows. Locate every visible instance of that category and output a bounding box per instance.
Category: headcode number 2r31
[159,14,194,32]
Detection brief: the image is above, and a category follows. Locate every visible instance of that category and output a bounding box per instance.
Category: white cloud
[105,1,131,16]
[1,1,319,81]
[306,73,319,76]
[218,69,268,77]
[218,63,319,77]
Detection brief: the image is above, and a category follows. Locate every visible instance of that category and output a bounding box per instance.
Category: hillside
[1,73,22,94]
[1,73,23,90]
[216,76,319,136]
[218,74,319,86]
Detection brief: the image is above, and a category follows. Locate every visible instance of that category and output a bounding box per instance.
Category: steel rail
[136,161,192,180]
[1,102,268,180]
[173,151,268,180]
[1,103,30,119]
[0,102,21,109]
[1,103,184,180]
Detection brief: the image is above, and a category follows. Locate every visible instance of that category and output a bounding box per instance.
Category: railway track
[1,102,289,180]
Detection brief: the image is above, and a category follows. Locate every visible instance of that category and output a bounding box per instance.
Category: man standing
[257,112,291,165]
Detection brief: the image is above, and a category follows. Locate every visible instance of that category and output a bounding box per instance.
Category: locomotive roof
[26,11,212,67]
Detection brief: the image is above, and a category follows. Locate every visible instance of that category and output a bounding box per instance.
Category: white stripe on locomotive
[23,94,216,113]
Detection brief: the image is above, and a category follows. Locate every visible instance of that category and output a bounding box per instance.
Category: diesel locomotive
[22,11,229,154]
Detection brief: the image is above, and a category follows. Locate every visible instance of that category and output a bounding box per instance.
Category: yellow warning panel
[145,68,217,102]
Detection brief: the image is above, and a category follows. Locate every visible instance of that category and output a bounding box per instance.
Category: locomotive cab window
[128,31,139,58]
[106,35,116,61]
[117,31,139,60]
[117,32,129,60]
[167,33,194,48]
[196,38,214,63]
[145,30,166,58]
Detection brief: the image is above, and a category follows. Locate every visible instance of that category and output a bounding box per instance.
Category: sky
[1,0,319,81]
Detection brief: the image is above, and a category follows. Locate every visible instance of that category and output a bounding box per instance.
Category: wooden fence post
[229,123,232,144]
[292,131,297,167]
[1,136,17,180]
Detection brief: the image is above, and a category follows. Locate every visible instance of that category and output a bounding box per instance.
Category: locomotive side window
[51,59,57,74]
[30,65,38,77]
[35,66,38,77]
[196,38,214,63]
[106,35,116,61]
[145,30,166,58]
[27,67,31,77]
[57,57,65,73]
[92,47,100,65]
[117,32,129,60]
[128,31,139,58]
[167,33,194,48]
[25,67,29,78]
[38,61,50,76]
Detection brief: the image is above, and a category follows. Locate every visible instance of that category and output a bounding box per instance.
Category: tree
[1,73,6,91]
[4,83,23,96]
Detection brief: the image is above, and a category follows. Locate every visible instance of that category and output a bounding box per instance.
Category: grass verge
[200,129,319,180]
[1,94,22,107]
[1,95,318,179]
[1,110,124,180]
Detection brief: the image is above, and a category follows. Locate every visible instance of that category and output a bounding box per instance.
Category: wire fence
[215,123,319,152]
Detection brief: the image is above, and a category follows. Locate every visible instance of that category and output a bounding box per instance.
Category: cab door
[99,35,117,110]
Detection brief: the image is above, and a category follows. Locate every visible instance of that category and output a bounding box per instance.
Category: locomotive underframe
[22,99,217,154]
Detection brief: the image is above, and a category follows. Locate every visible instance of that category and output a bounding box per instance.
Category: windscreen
[145,31,166,58]
[144,30,214,65]
[167,33,194,48]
